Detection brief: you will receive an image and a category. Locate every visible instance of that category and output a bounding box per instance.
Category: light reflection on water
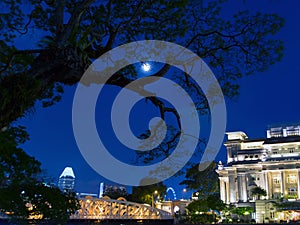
[0,219,174,225]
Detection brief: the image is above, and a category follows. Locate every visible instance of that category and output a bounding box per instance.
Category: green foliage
[185,213,215,224]
[186,194,225,224]
[220,205,253,223]
[0,126,41,185]
[230,206,253,216]
[187,199,210,213]
[0,0,284,128]
[187,194,225,213]
[251,186,267,199]
[129,182,166,205]
[206,194,226,211]
[0,127,80,224]
[0,1,285,222]
[0,184,80,224]
[0,71,64,128]
[180,161,219,196]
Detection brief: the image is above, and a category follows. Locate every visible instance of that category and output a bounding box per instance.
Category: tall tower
[58,167,75,192]
[99,182,104,198]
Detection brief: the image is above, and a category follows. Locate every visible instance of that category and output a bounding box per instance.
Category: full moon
[141,62,151,72]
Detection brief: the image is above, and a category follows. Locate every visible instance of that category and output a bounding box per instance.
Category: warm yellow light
[244,211,250,215]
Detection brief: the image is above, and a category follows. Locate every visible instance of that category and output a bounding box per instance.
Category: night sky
[18,0,300,198]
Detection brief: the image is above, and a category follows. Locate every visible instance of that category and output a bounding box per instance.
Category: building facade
[58,167,75,192]
[98,182,127,199]
[217,125,300,222]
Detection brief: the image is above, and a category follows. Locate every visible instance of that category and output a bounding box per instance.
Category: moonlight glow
[141,62,151,72]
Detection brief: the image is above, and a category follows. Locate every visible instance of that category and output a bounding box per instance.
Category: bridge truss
[70,197,173,220]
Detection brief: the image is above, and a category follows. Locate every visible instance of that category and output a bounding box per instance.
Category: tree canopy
[0,0,284,129]
[0,126,80,224]
[185,193,225,223]
[0,0,285,221]
[251,186,267,199]
[187,194,225,213]
[180,161,219,196]
[129,182,166,205]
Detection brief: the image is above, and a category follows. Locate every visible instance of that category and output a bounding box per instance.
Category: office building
[58,167,75,192]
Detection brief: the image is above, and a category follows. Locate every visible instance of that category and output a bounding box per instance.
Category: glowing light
[141,62,151,72]
[59,167,75,178]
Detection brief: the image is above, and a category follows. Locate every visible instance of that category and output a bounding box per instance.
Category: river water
[0,219,174,225]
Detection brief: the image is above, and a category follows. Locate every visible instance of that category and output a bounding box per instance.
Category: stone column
[226,180,230,204]
[297,170,300,200]
[237,174,242,202]
[242,173,248,202]
[219,178,226,203]
[281,171,285,196]
[229,174,237,203]
[264,172,270,199]
[237,173,247,202]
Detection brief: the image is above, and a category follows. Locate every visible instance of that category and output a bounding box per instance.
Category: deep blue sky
[18,0,300,198]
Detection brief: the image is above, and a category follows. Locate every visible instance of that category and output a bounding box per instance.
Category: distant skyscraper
[58,167,75,192]
[99,182,104,198]
[99,182,127,198]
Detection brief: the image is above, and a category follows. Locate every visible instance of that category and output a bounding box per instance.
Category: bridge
[0,197,173,224]
[70,196,173,221]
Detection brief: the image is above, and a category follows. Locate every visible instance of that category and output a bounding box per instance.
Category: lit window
[287,175,297,184]
[270,212,275,219]
[273,177,280,184]
[288,188,297,196]
[288,148,294,153]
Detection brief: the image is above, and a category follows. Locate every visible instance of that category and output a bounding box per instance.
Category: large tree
[186,194,225,223]
[0,126,80,224]
[0,0,284,220]
[180,161,219,197]
[129,182,166,205]
[0,0,284,129]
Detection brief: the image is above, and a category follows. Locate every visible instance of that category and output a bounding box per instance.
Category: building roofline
[59,167,75,178]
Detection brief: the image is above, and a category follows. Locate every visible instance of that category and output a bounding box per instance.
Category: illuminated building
[97,182,127,199]
[217,124,300,222]
[58,167,75,192]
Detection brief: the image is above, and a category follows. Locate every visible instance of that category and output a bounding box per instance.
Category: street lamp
[152,190,158,208]
[182,188,187,200]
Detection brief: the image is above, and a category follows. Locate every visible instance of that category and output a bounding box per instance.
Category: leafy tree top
[0,126,80,224]
[129,182,166,205]
[251,186,267,197]
[180,161,219,196]
[0,0,284,129]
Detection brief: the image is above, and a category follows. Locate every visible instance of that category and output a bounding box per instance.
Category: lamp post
[262,211,265,224]
[152,190,158,208]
